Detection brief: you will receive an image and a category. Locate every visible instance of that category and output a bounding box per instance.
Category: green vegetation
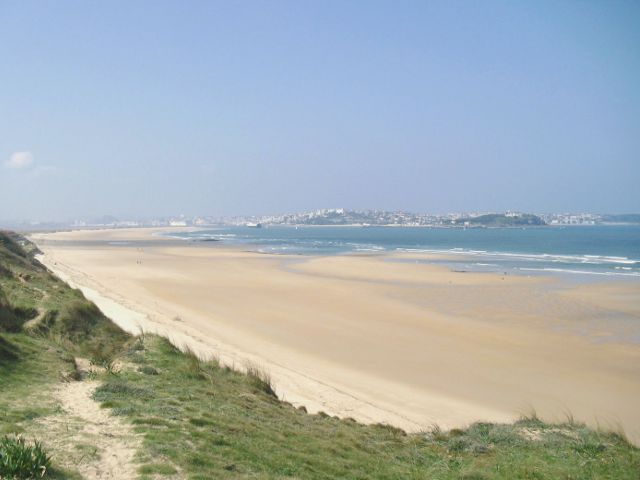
[455,213,545,227]
[95,335,640,479]
[0,231,128,364]
[1,230,129,478]
[0,333,77,436]
[1,230,639,479]
[0,436,51,479]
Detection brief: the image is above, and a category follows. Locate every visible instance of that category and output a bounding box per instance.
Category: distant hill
[262,209,546,227]
[455,213,546,227]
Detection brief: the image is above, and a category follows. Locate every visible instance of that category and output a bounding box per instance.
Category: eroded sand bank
[30,228,640,443]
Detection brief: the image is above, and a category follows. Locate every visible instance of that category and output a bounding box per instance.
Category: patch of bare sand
[519,427,580,442]
[31,375,141,479]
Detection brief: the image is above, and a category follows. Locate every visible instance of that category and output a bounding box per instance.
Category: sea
[165,225,640,280]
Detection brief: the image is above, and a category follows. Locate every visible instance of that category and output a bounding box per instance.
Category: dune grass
[0,333,76,436]
[2,231,639,479]
[1,231,129,478]
[0,231,129,364]
[92,334,640,479]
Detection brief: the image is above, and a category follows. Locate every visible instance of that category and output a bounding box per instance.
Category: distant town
[4,209,640,231]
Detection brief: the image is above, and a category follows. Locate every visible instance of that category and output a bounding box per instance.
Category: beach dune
[31,228,640,444]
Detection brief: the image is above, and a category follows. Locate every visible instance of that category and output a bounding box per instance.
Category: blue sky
[1,0,639,221]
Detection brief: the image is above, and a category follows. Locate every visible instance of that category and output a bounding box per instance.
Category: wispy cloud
[4,151,34,169]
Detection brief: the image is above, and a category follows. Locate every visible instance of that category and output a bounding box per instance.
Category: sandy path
[30,228,640,444]
[29,374,141,479]
[56,380,140,479]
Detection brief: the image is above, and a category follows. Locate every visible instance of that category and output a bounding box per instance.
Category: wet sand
[30,228,640,443]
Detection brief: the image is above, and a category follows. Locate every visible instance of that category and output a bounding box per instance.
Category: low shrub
[0,435,51,479]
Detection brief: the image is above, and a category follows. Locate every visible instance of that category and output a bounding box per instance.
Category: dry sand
[29,360,141,480]
[30,228,640,444]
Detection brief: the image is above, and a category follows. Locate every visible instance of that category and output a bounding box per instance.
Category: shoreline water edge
[30,227,640,444]
[161,224,640,280]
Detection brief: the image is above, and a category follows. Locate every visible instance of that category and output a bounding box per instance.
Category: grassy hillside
[1,231,131,478]
[1,230,638,479]
[99,335,639,480]
[0,231,127,361]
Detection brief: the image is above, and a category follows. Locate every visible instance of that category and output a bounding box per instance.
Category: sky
[1,0,639,221]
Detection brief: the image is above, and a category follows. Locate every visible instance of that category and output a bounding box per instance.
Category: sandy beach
[30,228,640,444]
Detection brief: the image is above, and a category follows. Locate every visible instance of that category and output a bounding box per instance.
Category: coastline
[30,227,640,443]
[158,224,640,280]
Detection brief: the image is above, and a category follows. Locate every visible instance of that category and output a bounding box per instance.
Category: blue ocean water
[167,225,640,279]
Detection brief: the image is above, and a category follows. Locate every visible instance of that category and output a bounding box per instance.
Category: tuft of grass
[138,462,177,475]
[246,363,276,397]
[0,435,51,479]
[182,345,205,379]
[93,380,152,402]
[138,365,159,375]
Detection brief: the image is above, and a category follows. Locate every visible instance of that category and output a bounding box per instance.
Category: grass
[0,231,129,478]
[0,232,129,439]
[2,230,640,479]
[0,232,129,364]
[245,362,276,397]
[0,435,51,479]
[0,333,77,435]
[91,334,640,479]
